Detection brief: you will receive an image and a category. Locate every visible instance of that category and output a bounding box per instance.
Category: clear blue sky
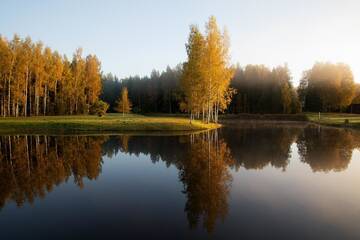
[1,0,359,85]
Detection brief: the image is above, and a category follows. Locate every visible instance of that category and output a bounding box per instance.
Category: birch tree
[181,16,235,123]
[115,87,132,116]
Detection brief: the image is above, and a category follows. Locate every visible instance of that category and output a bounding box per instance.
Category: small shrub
[89,100,109,117]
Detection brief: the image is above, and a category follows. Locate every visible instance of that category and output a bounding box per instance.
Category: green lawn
[306,112,360,128]
[0,113,220,134]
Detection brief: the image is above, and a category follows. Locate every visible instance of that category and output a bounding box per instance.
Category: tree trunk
[1,96,4,117]
[43,84,47,115]
[8,76,11,116]
[15,101,19,117]
[12,102,15,116]
[24,67,29,117]
[54,80,57,114]
[207,102,211,124]
[202,107,205,122]
[36,94,39,116]
[29,85,32,116]
[35,87,38,116]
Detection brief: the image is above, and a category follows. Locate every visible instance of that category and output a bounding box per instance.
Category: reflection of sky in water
[0,126,360,239]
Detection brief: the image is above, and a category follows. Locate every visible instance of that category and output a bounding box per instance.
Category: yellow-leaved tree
[0,34,103,117]
[181,25,206,123]
[115,87,132,116]
[181,16,235,123]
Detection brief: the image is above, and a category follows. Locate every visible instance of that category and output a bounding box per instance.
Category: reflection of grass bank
[0,114,220,134]
[306,113,360,129]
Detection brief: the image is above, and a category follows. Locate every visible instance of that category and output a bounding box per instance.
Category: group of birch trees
[0,35,102,117]
[181,16,235,123]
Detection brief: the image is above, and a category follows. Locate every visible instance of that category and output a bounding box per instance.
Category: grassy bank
[306,113,360,129]
[3,112,359,134]
[0,114,220,134]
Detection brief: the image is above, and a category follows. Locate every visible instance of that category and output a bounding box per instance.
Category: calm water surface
[1,123,360,239]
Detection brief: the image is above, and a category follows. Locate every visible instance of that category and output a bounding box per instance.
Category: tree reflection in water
[297,126,360,172]
[179,131,234,233]
[221,126,301,171]
[1,125,360,232]
[104,131,235,232]
[0,135,108,209]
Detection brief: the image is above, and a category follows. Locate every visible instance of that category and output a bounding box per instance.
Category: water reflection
[104,132,235,232]
[297,127,360,172]
[0,135,108,209]
[0,125,360,234]
[221,126,301,171]
[179,132,234,232]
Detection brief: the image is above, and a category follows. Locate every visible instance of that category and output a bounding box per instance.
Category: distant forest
[101,66,181,113]
[101,62,357,114]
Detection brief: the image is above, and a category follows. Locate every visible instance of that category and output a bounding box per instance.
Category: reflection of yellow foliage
[0,135,107,209]
[118,135,131,153]
[180,131,234,233]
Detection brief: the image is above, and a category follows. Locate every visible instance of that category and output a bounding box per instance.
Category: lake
[0,123,360,239]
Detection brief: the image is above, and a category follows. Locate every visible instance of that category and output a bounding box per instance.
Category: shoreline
[305,113,360,130]
[0,114,220,134]
[222,113,360,131]
[1,113,360,134]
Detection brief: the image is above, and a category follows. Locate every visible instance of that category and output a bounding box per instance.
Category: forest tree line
[101,66,181,113]
[229,64,301,114]
[0,35,102,117]
[102,61,357,115]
